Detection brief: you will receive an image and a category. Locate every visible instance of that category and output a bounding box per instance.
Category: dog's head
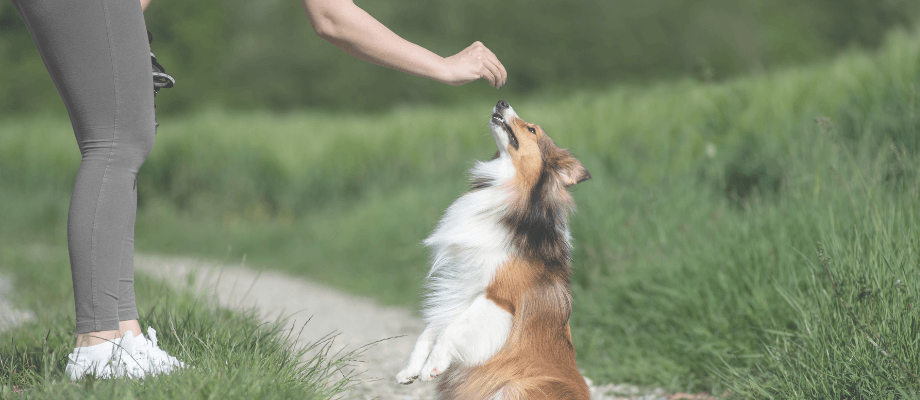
[489,100,590,192]
[486,100,590,264]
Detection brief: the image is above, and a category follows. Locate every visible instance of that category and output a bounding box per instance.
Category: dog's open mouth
[491,113,518,149]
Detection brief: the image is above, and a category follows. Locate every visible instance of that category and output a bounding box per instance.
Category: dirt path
[135,254,683,400]
[135,254,433,399]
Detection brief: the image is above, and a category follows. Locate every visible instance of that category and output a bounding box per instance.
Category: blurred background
[1,0,918,113]
[3,1,920,397]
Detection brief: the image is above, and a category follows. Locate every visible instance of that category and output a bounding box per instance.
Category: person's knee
[121,128,156,171]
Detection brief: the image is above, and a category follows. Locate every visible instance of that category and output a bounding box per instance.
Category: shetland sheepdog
[396,100,591,399]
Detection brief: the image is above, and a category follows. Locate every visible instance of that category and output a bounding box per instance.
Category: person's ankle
[118,319,142,338]
[75,330,119,348]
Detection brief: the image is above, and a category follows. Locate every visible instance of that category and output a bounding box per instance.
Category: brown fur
[437,111,591,400]
[437,257,589,399]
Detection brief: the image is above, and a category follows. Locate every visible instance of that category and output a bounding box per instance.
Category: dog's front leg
[396,324,439,384]
[419,294,512,381]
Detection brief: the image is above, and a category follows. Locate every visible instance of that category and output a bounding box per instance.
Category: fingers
[483,47,507,89]
[495,59,508,88]
[481,60,501,89]
[466,41,507,89]
[481,56,503,88]
[442,41,507,88]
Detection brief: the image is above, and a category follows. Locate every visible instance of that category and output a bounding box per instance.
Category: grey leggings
[13,0,156,333]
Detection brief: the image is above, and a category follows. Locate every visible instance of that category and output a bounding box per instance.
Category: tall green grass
[2,27,919,397]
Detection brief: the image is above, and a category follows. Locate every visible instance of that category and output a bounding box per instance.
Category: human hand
[442,42,507,89]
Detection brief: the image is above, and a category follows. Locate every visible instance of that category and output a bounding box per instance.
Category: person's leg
[11,0,155,345]
[117,187,142,339]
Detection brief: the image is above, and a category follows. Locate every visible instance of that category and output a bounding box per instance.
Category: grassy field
[0,239,364,398]
[2,27,920,398]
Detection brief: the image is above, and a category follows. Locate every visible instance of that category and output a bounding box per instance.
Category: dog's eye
[527,127,536,134]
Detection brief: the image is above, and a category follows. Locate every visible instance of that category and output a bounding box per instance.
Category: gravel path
[135,254,705,400]
[136,254,433,399]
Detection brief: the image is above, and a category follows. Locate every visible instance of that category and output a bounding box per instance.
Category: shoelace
[112,334,148,378]
[141,327,185,373]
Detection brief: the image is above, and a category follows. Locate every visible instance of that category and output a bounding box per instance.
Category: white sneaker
[114,331,149,379]
[64,334,146,380]
[132,327,187,375]
[65,341,118,380]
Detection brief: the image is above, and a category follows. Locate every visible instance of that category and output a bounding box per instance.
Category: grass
[1,26,919,398]
[0,238,365,399]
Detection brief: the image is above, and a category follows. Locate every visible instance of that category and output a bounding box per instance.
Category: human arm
[141,0,151,12]
[302,0,507,88]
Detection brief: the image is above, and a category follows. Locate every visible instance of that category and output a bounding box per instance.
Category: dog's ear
[559,156,590,187]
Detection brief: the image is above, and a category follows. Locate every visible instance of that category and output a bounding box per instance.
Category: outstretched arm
[302,0,507,88]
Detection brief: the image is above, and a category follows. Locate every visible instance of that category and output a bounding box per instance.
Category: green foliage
[2,25,920,399]
[0,3,63,114]
[1,0,919,114]
[0,241,363,399]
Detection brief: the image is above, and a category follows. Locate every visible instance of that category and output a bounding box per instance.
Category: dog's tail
[436,280,590,400]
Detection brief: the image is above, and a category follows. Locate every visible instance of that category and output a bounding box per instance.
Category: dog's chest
[432,218,510,284]
[424,188,514,299]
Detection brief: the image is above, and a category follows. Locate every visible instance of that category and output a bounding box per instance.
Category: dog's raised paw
[419,368,441,382]
[396,369,418,385]
[419,358,450,382]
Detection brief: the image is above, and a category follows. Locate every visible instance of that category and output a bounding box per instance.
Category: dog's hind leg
[419,294,512,381]
[397,324,439,384]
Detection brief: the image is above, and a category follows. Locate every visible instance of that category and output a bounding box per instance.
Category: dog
[396,100,592,399]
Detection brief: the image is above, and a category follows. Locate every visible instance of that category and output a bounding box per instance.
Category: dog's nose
[496,100,510,110]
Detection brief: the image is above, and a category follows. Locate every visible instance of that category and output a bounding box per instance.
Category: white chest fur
[396,157,517,383]
[422,182,513,328]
